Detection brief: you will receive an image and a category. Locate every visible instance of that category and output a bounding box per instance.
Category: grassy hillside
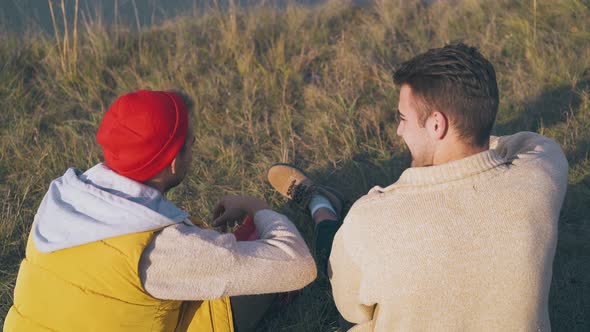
[1,0,589,330]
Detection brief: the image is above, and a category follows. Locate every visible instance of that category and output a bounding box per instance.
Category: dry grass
[1,0,589,330]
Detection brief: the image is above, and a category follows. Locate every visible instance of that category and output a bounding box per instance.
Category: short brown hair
[394,43,499,147]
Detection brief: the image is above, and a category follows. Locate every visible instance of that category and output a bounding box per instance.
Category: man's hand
[212,195,270,230]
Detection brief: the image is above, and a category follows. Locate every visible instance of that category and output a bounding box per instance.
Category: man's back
[329,132,568,331]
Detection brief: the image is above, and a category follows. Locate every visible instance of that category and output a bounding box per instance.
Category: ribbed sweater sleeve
[139,209,317,300]
[329,230,374,324]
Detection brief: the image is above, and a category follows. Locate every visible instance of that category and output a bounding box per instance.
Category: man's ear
[170,157,178,175]
[429,111,448,140]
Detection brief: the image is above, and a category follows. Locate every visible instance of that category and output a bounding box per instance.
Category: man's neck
[143,178,168,195]
[432,139,489,166]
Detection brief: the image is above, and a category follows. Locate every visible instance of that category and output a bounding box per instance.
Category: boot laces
[286,179,313,205]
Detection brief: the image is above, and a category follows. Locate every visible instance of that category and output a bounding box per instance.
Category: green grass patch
[1,0,589,330]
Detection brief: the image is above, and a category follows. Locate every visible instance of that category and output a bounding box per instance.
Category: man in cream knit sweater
[268,43,568,331]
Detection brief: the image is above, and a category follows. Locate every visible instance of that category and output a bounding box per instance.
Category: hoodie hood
[32,163,190,253]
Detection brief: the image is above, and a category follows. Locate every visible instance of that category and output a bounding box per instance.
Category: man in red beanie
[4,90,317,332]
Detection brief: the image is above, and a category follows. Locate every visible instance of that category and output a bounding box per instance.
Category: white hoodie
[33,163,188,253]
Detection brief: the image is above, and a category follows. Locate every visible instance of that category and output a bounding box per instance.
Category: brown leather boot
[267,163,344,219]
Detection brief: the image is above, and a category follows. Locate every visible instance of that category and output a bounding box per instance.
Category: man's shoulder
[493,132,567,164]
[351,177,421,206]
[351,185,395,207]
[492,132,568,186]
[343,186,408,227]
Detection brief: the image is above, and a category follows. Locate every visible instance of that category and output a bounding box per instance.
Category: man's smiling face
[396,84,435,167]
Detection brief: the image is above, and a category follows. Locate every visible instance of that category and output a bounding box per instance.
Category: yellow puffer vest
[4,229,234,332]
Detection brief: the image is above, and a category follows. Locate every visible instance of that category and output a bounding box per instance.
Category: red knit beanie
[96,90,188,182]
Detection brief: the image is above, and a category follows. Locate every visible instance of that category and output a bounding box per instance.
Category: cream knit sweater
[140,210,317,300]
[329,132,568,332]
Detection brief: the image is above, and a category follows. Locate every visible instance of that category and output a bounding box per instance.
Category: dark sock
[314,219,342,276]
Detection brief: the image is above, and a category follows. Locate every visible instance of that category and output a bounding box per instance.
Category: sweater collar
[378,150,507,191]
